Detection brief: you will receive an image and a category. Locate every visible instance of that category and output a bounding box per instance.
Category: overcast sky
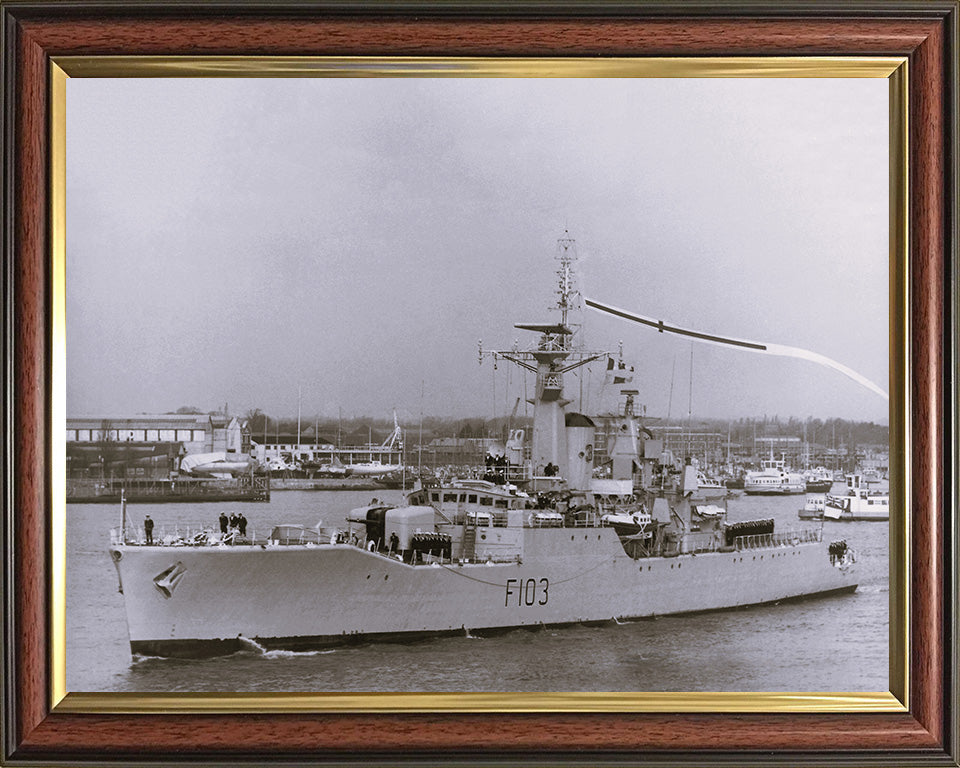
[66,77,889,425]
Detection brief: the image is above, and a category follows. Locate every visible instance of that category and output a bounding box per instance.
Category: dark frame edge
[0,2,958,766]
[944,1,960,764]
[0,0,959,19]
[3,1,53,761]
[1,5,19,765]
[2,5,14,763]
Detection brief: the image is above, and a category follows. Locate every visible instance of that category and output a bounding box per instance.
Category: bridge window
[479,497,493,506]
[468,494,477,503]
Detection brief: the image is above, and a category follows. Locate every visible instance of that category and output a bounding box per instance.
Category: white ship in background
[743,456,806,495]
[109,237,858,658]
[799,475,889,522]
[825,474,889,520]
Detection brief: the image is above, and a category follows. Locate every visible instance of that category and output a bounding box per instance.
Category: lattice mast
[480,234,606,480]
[555,232,576,345]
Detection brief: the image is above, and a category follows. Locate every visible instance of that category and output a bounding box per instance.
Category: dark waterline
[67,489,889,693]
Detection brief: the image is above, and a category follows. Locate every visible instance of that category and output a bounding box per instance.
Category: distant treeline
[172,405,887,449]
[655,415,889,449]
[240,410,533,446]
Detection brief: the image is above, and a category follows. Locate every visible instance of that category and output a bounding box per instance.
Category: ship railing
[678,531,724,554]
[110,524,261,547]
[527,514,564,528]
[734,528,822,551]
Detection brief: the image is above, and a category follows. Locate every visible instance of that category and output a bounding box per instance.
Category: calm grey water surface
[67,490,888,693]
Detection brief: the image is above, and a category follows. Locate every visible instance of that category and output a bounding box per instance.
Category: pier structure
[68,474,269,503]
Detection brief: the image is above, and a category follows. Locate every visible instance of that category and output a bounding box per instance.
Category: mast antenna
[555,231,580,346]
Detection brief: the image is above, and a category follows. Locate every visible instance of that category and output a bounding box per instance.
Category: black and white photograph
[65,74,890,694]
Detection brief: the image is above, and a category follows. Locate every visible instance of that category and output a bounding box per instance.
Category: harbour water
[67,490,888,693]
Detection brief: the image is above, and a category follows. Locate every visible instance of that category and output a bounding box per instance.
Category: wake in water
[261,648,338,658]
[236,635,267,653]
[131,638,339,665]
[238,636,338,658]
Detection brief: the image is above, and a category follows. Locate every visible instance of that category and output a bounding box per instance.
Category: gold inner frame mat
[49,55,909,714]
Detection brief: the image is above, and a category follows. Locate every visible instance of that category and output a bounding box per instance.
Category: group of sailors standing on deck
[218,511,248,539]
[137,513,249,546]
[483,452,510,484]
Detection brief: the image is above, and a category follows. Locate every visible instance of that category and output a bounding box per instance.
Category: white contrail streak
[584,297,889,402]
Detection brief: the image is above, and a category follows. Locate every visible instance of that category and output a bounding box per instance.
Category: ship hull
[129,584,857,658]
[743,487,806,495]
[825,495,890,521]
[111,529,858,658]
[824,511,889,522]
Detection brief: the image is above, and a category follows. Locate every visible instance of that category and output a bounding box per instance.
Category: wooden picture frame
[2,2,957,765]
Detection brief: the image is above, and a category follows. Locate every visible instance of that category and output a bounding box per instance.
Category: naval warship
[109,239,858,658]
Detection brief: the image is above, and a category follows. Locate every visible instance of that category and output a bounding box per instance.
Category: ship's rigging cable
[585,298,889,401]
[666,353,677,420]
[435,556,613,587]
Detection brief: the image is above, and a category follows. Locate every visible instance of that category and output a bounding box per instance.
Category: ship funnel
[564,413,596,491]
[609,417,640,482]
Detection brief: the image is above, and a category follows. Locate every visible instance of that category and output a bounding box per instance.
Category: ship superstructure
[108,237,858,658]
[823,474,889,520]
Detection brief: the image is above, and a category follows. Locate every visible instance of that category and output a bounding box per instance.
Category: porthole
[480,534,487,540]
[384,574,389,580]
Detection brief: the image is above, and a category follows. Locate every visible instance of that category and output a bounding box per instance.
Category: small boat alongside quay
[803,466,834,494]
[798,494,828,520]
[697,471,732,498]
